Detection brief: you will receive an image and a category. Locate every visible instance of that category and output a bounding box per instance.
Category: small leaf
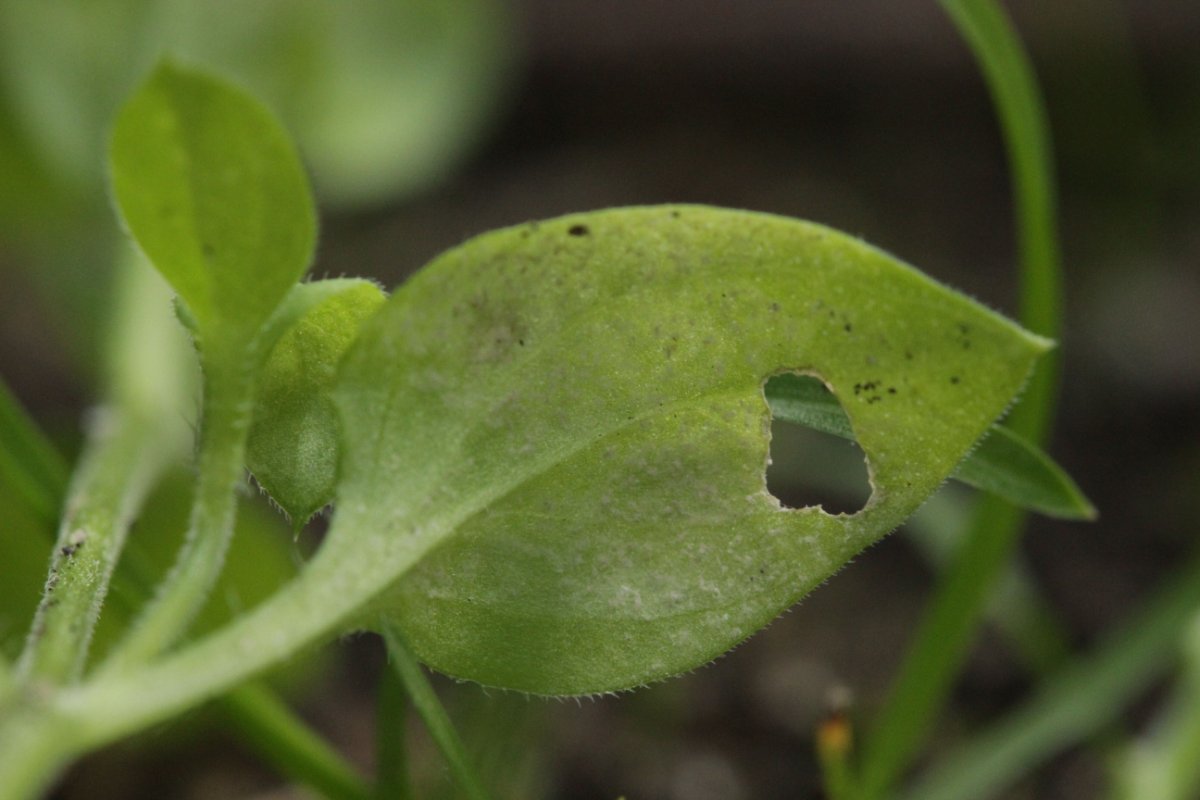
[322,206,1050,695]
[953,424,1095,520]
[765,373,1095,520]
[109,61,316,342]
[246,279,386,527]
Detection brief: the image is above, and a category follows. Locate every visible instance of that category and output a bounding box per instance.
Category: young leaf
[99,62,317,671]
[764,374,1094,520]
[109,61,315,342]
[321,205,1050,695]
[247,279,386,527]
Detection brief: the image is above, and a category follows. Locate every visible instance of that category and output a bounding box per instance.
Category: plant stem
[381,622,491,800]
[0,248,370,800]
[376,659,415,800]
[857,1,1063,796]
[99,354,258,672]
[0,546,344,799]
[220,683,372,800]
[859,498,1022,796]
[0,703,84,800]
[817,710,857,800]
[15,408,169,685]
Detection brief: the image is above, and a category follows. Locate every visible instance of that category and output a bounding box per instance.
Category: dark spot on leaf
[844,323,853,333]
[568,224,590,237]
[950,376,960,384]
[769,302,780,312]
[888,387,897,394]
[904,350,914,360]
[202,242,215,257]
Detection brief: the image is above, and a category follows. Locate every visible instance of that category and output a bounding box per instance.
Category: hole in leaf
[764,374,872,515]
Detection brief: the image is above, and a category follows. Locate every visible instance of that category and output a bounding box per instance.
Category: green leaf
[322,205,1049,695]
[247,279,386,527]
[953,424,1093,519]
[109,61,315,341]
[764,374,1094,519]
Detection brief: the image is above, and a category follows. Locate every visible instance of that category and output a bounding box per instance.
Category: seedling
[5,2,1137,790]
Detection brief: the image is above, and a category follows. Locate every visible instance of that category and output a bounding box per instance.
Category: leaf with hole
[311,205,1050,695]
[764,373,1095,520]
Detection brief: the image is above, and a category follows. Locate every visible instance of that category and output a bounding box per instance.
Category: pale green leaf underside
[326,205,1049,695]
[109,61,315,339]
[765,374,1095,520]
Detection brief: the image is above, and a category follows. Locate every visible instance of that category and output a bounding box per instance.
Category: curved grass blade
[857,1,1070,791]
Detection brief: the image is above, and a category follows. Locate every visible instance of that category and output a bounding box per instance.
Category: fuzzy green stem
[99,353,258,673]
[15,409,168,685]
[381,623,491,800]
[0,548,349,799]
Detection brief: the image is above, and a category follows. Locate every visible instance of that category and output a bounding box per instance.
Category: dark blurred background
[2,1,1198,798]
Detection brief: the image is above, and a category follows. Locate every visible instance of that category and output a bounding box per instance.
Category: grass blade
[375,662,415,800]
[1109,611,1200,800]
[899,553,1200,800]
[381,622,491,800]
[220,684,371,800]
[0,374,69,525]
[954,425,1093,519]
[855,0,1067,793]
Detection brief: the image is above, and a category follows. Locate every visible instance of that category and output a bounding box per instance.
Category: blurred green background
[1,1,1198,798]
